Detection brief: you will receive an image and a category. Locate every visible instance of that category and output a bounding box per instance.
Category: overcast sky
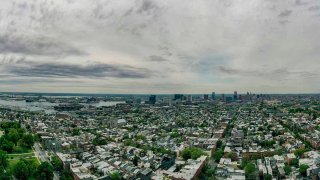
[0,0,319,94]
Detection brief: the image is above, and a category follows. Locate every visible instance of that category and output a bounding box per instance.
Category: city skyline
[0,0,320,93]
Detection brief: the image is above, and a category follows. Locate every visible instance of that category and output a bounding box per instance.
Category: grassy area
[11,147,34,154]
[6,151,40,172]
[6,156,40,172]
[7,152,35,160]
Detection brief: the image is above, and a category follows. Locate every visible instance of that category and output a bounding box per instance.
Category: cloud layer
[0,0,319,93]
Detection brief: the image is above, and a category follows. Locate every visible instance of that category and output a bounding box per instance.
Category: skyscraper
[234,91,238,100]
[203,94,209,100]
[149,95,156,104]
[174,94,184,101]
[211,92,215,100]
[186,95,192,102]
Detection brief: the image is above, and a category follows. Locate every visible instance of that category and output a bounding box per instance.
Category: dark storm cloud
[0,34,85,57]
[278,10,292,17]
[6,61,151,79]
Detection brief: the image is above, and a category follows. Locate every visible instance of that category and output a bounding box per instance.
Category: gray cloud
[136,0,160,15]
[0,78,82,85]
[278,10,292,17]
[148,55,168,62]
[218,66,318,80]
[309,6,320,11]
[0,34,85,57]
[0,0,319,93]
[279,20,289,25]
[295,0,309,6]
[5,60,151,79]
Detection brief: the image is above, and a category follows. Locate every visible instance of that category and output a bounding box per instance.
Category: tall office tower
[187,95,192,102]
[234,91,238,100]
[174,94,184,101]
[221,93,225,101]
[149,95,156,104]
[163,96,172,106]
[203,94,209,100]
[211,92,215,100]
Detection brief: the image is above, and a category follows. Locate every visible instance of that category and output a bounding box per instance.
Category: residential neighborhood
[0,93,319,180]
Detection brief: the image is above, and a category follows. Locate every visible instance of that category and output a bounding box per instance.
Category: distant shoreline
[0,91,319,97]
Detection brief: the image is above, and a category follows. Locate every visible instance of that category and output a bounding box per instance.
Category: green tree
[92,135,108,145]
[227,152,237,161]
[0,151,8,170]
[0,171,12,180]
[35,162,54,180]
[13,159,35,180]
[299,164,309,176]
[213,149,224,162]
[294,148,306,158]
[7,129,20,144]
[264,174,272,180]
[181,147,207,160]
[110,171,122,180]
[0,139,14,153]
[245,163,256,177]
[21,134,34,148]
[181,148,191,160]
[51,155,63,171]
[216,140,223,149]
[71,128,80,136]
[290,158,299,167]
[240,158,249,169]
[284,165,292,175]
[133,155,139,166]
[60,170,73,180]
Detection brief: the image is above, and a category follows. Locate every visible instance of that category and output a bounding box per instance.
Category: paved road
[33,143,59,180]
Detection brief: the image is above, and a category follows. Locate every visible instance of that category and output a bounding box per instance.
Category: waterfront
[0,99,125,113]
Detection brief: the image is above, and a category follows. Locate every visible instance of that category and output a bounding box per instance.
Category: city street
[33,143,59,180]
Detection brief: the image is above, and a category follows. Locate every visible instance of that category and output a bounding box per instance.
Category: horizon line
[0,91,319,96]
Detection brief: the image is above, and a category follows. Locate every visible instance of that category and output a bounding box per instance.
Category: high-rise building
[163,96,172,106]
[234,91,238,100]
[186,95,192,102]
[211,92,215,100]
[149,95,156,104]
[221,93,225,101]
[203,94,209,100]
[174,94,184,101]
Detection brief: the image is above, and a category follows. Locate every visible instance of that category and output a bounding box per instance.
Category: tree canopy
[51,155,63,171]
[213,149,224,162]
[299,164,309,176]
[181,147,207,160]
[245,162,256,177]
[35,162,54,180]
[110,171,122,180]
[0,151,8,171]
[13,159,36,180]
